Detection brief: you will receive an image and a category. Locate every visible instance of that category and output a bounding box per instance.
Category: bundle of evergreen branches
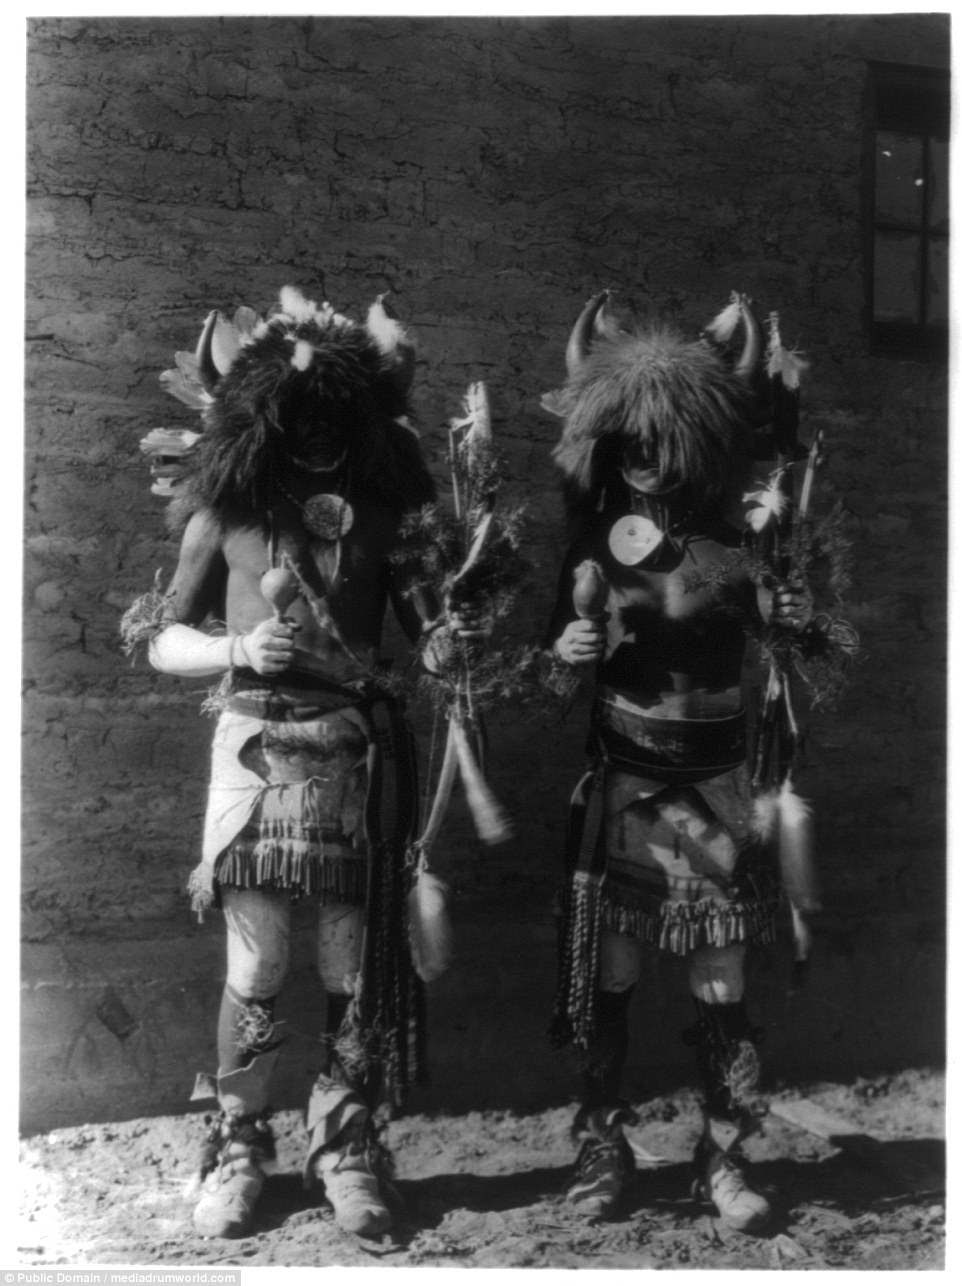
[683,502,860,709]
[389,382,563,718]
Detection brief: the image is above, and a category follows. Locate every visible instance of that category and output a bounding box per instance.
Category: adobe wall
[23,14,947,1131]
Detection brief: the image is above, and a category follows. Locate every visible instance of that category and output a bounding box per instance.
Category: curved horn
[565,290,611,380]
[734,297,762,382]
[195,310,238,393]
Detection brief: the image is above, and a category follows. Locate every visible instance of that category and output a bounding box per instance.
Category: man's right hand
[553,618,606,666]
[240,617,297,675]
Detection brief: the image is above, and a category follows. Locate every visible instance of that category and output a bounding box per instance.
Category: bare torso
[551,521,755,717]
[166,497,427,681]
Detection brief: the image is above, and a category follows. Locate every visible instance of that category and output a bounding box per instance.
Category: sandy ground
[18,1068,944,1271]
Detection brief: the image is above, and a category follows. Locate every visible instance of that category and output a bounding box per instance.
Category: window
[866,63,949,356]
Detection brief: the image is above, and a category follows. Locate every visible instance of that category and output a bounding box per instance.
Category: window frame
[864,61,949,358]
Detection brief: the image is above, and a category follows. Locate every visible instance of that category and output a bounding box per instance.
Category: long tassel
[752,771,820,965]
[776,775,820,971]
[187,865,215,922]
[407,854,453,983]
[450,716,513,844]
[551,871,604,1050]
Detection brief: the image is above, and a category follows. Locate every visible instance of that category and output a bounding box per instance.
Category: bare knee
[223,888,291,998]
[317,903,365,994]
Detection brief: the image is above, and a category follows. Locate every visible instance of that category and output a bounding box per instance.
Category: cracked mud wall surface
[23,15,948,1131]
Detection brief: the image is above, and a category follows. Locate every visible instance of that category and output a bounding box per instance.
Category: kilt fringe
[213,844,366,904]
[600,895,777,955]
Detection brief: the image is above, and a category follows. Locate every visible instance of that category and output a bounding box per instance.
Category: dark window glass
[867,64,949,355]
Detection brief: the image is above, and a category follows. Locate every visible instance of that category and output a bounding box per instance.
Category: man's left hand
[447,605,489,641]
[422,605,490,675]
[771,575,814,632]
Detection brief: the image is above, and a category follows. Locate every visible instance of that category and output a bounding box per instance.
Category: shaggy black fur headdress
[544,292,760,523]
[160,287,435,529]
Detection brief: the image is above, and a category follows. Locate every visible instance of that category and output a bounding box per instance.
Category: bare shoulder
[166,507,229,624]
[179,507,225,556]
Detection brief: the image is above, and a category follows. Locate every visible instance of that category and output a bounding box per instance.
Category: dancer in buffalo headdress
[125,286,474,1241]
[544,290,811,1232]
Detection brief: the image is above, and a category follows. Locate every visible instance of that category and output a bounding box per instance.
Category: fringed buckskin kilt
[187,667,425,1104]
[551,688,779,1051]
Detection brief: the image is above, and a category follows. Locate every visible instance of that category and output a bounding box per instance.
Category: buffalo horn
[734,298,762,382]
[565,290,611,379]
[195,310,234,393]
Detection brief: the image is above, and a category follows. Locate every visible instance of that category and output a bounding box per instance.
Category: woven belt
[592,691,746,782]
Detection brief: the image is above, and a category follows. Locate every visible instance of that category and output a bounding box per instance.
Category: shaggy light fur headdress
[543,291,763,522]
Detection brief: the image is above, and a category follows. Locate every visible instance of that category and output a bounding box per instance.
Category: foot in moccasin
[192,1112,275,1239]
[566,1106,637,1219]
[314,1116,392,1238]
[693,1139,771,1233]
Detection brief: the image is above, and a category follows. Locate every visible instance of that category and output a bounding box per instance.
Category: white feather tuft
[291,339,314,371]
[765,311,809,390]
[751,789,779,840]
[778,776,812,828]
[744,479,789,532]
[767,344,809,391]
[704,296,742,344]
[366,294,407,353]
[776,775,820,912]
[278,285,317,324]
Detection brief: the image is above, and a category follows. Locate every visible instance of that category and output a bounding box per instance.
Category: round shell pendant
[301,494,354,541]
[608,514,665,566]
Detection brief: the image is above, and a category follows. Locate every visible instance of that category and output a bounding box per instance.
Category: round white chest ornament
[301,494,354,541]
[608,514,665,566]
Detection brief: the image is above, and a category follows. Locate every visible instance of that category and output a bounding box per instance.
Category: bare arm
[149,510,299,678]
[547,542,607,666]
[148,509,234,677]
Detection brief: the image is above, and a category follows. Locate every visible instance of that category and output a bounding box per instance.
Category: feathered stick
[406,382,513,982]
[749,313,820,980]
[441,380,513,846]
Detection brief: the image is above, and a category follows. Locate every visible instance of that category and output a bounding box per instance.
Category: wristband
[230,634,251,669]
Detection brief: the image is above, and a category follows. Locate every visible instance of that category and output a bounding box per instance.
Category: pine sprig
[683,507,860,709]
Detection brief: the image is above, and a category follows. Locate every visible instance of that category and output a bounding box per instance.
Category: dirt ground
[18,1068,944,1271]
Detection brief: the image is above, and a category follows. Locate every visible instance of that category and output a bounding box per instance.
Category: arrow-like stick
[416,382,512,849]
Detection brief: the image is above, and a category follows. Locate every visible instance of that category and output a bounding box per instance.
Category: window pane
[874,230,921,323]
[875,131,924,226]
[927,236,948,324]
[928,137,949,233]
